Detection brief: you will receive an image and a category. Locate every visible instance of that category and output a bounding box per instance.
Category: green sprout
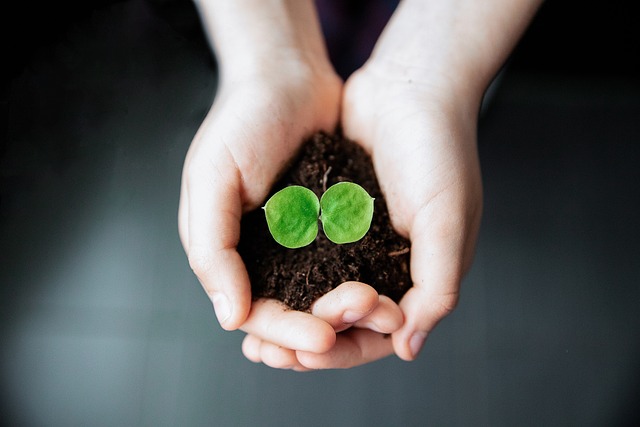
[263,182,374,249]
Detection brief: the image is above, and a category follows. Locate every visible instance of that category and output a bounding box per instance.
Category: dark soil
[238,131,412,312]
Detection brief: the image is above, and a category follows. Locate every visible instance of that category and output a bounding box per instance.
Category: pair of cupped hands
[178,55,483,370]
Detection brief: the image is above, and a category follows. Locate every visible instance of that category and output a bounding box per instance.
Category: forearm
[193,0,333,81]
[367,0,543,102]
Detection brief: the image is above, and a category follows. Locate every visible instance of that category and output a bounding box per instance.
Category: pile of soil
[238,131,411,311]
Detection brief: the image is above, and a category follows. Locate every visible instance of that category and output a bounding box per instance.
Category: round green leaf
[320,182,374,244]
[264,186,320,248]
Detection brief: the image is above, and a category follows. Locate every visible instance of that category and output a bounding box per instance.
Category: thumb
[184,149,252,331]
[392,287,459,361]
[391,205,466,361]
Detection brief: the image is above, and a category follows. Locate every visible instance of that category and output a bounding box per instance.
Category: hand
[178,65,342,330]
[339,63,484,362]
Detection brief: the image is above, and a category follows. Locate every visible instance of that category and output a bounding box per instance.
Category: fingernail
[211,293,231,325]
[342,310,365,324]
[409,331,428,358]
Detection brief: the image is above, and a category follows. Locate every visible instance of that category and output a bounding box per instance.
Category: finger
[353,295,404,334]
[310,282,379,332]
[241,334,262,363]
[259,340,312,371]
[241,299,336,353]
[392,205,465,361]
[242,334,313,371]
[296,329,394,369]
[185,146,252,331]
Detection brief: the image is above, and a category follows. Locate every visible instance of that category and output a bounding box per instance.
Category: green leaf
[264,186,320,248]
[320,182,374,244]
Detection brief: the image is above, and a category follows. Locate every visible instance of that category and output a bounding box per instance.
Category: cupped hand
[340,63,484,362]
[178,66,342,330]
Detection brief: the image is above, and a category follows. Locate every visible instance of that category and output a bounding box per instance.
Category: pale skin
[179,0,542,370]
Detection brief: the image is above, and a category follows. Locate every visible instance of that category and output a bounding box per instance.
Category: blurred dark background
[5,0,639,81]
[2,1,639,426]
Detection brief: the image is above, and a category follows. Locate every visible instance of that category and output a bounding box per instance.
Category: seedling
[264,182,374,248]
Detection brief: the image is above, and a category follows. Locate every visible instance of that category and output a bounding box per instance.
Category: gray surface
[2,1,639,426]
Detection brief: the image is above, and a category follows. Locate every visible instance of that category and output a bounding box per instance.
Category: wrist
[364,0,542,108]
[363,6,487,108]
[196,0,336,85]
[355,57,483,127]
[364,56,485,112]
[219,52,338,91]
